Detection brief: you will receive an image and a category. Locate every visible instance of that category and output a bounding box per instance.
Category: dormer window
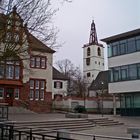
[87,47,91,56]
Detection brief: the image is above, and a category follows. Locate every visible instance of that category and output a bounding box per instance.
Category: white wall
[83,44,104,84]
[52,80,68,98]
[108,51,140,68]
[27,51,53,92]
[109,80,140,94]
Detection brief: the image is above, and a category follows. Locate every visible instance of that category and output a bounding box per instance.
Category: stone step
[14,121,93,129]
[99,122,124,126]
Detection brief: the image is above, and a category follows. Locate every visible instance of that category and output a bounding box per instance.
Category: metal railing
[0,123,135,140]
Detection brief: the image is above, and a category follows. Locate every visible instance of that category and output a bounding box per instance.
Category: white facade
[52,80,68,99]
[83,44,104,86]
[108,49,140,94]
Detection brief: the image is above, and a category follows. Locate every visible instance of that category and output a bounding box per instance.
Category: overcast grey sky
[53,0,140,69]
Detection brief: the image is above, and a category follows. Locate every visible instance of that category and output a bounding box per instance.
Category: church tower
[83,20,104,86]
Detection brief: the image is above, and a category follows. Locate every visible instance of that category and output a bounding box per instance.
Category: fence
[0,122,135,140]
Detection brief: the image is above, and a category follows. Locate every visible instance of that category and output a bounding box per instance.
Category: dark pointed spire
[89,20,98,45]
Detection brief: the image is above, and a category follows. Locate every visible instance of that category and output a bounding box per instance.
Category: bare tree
[0,0,59,48]
[56,59,86,97]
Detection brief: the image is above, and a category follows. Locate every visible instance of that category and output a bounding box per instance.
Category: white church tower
[83,20,104,86]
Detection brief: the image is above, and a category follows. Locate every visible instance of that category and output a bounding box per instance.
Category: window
[15,88,19,99]
[95,61,97,64]
[40,90,44,100]
[87,72,90,77]
[129,64,137,80]
[136,36,140,51]
[108,44,112,57]
[87,47,90,56]
[97,47,101,56]
[110,63,140,82]
[30,56,46,69]
[54,81,63,89]
[107,37,140,57]
[14,33,20,42]
[113,67,120,82]
[0,60,21,80]
[127,38,136,53]
[121,66,128,81]
[29,79,45,100]
[112,44,119,56]
[0,64,4,78]
[35,90,39,100]
[0,88,4,99]
[6,65,14,79]
[30,57,35,67]
[137,64,140,78]
[36,57,40,68]
[29,90,34,100]
[86,58,90,66]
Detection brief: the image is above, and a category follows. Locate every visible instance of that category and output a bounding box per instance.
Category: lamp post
[101,81,104,117]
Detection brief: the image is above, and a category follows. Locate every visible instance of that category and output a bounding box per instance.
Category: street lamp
[101,81,104,117]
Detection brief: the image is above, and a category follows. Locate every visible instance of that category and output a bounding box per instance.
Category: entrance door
[5,88,14,106]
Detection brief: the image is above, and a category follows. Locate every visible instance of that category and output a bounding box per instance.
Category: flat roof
[101,28,140,43]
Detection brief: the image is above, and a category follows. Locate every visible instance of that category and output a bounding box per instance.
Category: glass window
[127,38,136,53]
[109,69,114,82]
[14,33,19,42]
[35,80,39,89]
[41,57,46,68]
[121,66,128,81]
[113,67,120,82]
[137,64,140,78]
[40,90,44,100]
[36,57,40,68]
[40,81,45,89]
[15,66,20,79]
[134,94,140,108]
[29,79,46,101]
[112,45,119,56]
[120,41,127,55]
[0,88,4,98]
[129,64,137,80]
[30,80,34,89]
[6,65,14,79]
[108,45,112,57]
[35,90,39,100]
[0,65,4,78]
[30,57,35,67]
[54,81,63,89]
[136,39,140,51]
[29,90,34,100]
[15,88,19,99]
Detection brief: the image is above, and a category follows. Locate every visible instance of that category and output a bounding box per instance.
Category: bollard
[132,133,139,140]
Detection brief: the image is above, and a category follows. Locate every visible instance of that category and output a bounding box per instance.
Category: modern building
[102,28,140,116]
[0,7,55,112]
[83,20,104,87]
[52,67,69,100]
